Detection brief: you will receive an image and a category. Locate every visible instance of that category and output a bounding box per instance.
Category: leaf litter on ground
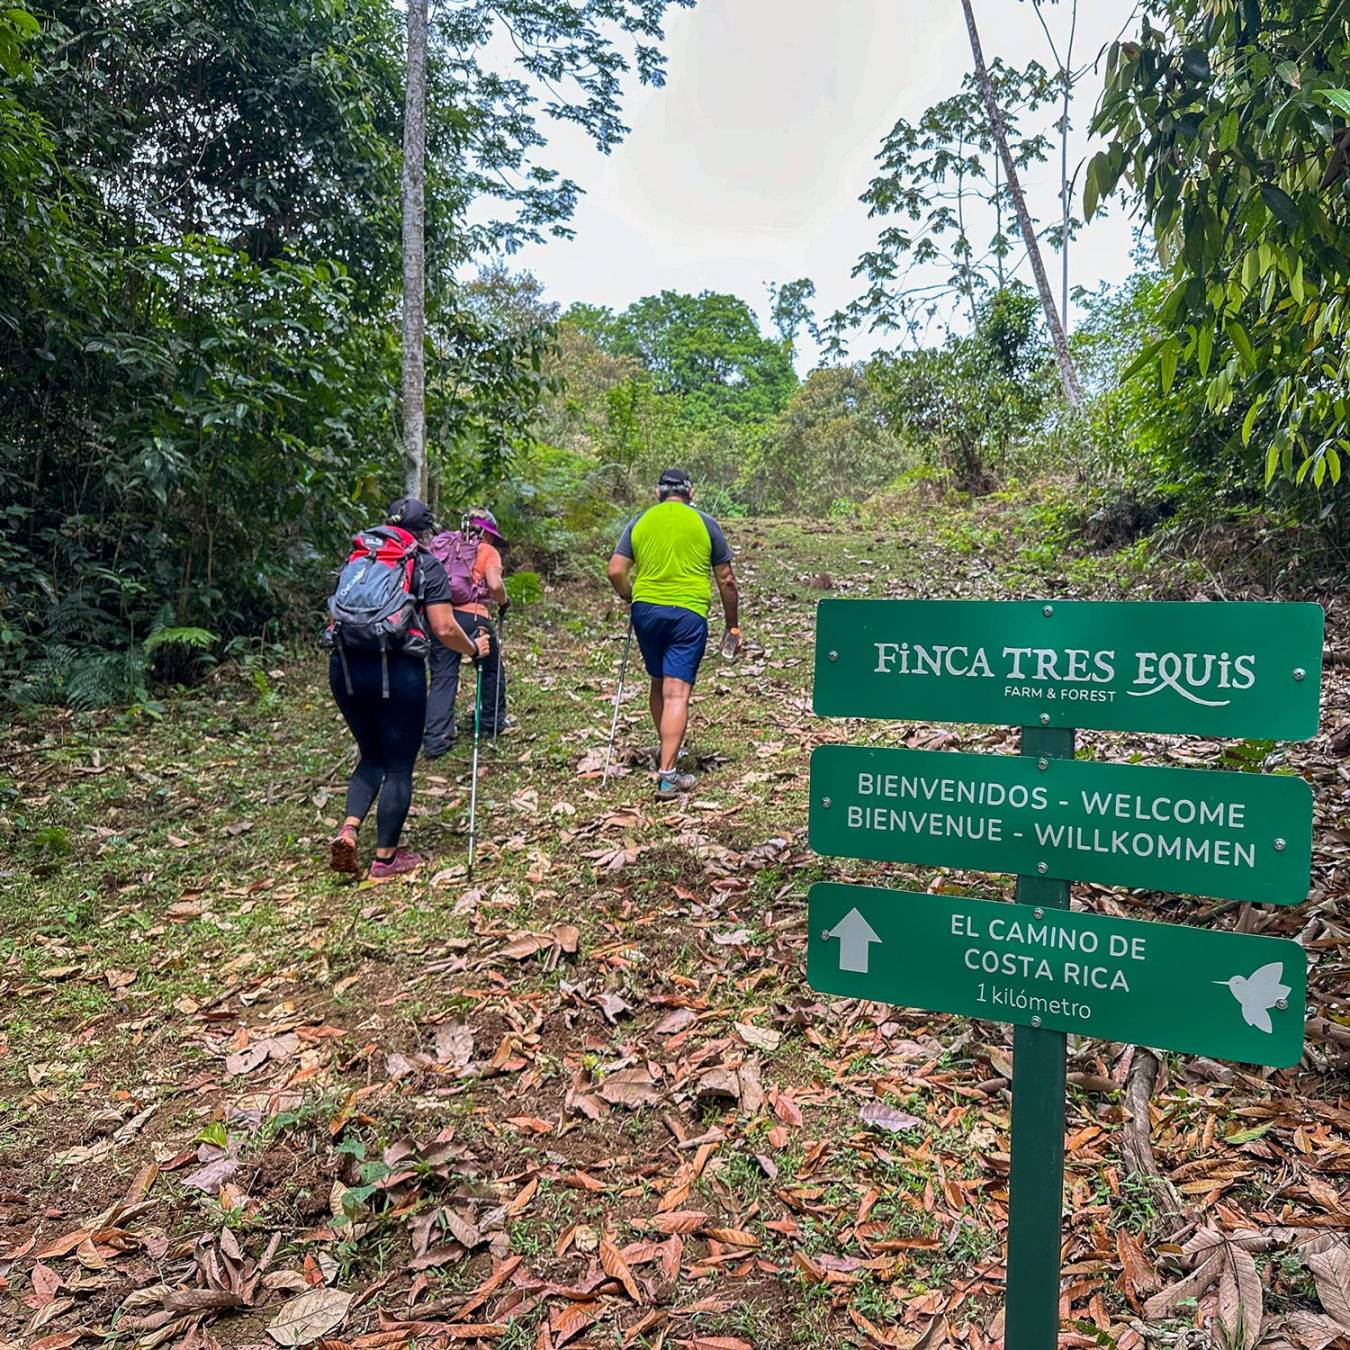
[3,513,1349,1349]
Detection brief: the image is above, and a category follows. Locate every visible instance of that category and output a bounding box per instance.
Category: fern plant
[7,627,217,708]
[504,571,543,608]
[142,626,217,656]
[10,642,149,709]
[144,625,219,687]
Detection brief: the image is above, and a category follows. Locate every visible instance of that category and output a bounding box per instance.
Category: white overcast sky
[500,0,1146,370]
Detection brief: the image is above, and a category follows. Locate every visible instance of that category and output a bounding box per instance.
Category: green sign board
[813,599,1324,739]
[807,882,1306,1067]
[809,745,1313,905]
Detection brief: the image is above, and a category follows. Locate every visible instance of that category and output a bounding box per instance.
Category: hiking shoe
[424,739,456,761]
[369,848,423,880]
[330,825,359,874]
[656,770,696,801]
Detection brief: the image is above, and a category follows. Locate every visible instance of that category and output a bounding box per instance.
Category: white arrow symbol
[827,907,882,974]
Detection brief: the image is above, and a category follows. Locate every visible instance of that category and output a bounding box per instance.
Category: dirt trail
[2,513,1348,1350]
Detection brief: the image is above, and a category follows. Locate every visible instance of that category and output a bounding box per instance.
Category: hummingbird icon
[1214,962,1290,1034]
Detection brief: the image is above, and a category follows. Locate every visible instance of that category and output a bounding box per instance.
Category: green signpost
[807,881,1307,1066]
[809,744,1313,904]
[806,596,1323,1349]
[814,598,1324,737]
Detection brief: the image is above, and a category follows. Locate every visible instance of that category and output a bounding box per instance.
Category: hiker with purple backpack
[325,497,489,879]
[423,508,510,758]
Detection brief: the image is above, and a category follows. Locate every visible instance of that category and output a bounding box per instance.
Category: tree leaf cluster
[866,287,1053,494]
[845,58,1061,342]
[1,0,688,702]
[1089,1,1350,503]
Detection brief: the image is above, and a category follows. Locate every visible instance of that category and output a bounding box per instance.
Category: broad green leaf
[1227,321,1256,371]
[1084,152,1110,219]
[1319,88,1350,118]
[1275,60,1301,88]
[1259,183,1300,230]
[1197,324,1213,376]
[1241,397,1264,446]
[5,8,38,35]
[1120,337,1166,381]
[1265,444,1280,484]
[196,1122,229,1148]
[1160,340,1180,395]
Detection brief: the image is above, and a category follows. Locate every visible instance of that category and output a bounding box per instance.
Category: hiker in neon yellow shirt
[606,469,741,800]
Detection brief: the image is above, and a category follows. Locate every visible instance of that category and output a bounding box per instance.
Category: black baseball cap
[386,496,436,533]
[658,468,693,494]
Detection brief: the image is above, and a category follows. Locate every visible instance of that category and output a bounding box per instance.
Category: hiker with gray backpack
[324,497,489,879]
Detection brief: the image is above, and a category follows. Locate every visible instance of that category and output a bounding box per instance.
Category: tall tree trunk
[960,0,1083,408]
[401,0,428,497]
[1060,81,1070,330]
[994,153,1005,289]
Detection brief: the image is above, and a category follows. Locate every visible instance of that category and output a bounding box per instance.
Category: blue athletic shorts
[631,601,709,685]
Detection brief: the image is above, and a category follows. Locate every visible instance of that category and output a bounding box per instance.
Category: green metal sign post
[807,597,1321,1346]
[809,743,1313,904]
[1009,721,1072,1349]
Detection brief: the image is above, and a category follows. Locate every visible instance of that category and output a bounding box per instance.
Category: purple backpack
[428,530,484,607]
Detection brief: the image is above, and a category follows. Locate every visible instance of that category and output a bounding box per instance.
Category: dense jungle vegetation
[3,0,1350,709]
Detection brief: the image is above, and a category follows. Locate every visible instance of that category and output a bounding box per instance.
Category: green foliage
[33,825,70,856]
[741,365,904,514]
[142,627,218,657]
[564,291,797,427]
[844,59,1059,342]
[504,571,544,608]
[11,644,152,710]
[767,278,818,350]
[866,288,1052,492]
[1,0,688,704]
[1090,3,1350,510]
[541,292,799,516]
[477,443,626,576]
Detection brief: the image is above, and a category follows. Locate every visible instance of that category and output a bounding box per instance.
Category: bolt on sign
[809,745,1314,905]
[813,599,1325,738]
[807,883,1307,1068]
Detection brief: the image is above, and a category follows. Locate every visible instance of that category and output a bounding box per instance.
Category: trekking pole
[467,660,483,881]
[492,611,504,749]
[602,616,634,787]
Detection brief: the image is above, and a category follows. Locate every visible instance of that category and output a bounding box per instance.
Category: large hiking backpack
[326,526,429,697]
[428,530,486,608]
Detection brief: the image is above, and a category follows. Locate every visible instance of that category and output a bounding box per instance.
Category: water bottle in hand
[720,626,743,660]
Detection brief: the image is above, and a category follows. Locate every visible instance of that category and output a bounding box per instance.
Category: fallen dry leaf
[267,1287,353,1345]
[651,1211,706,1235]
[1308,1245,1350,1332]
[600,1238,643,1302]
[860,1101,923,1133]
[598,1067,662,1109]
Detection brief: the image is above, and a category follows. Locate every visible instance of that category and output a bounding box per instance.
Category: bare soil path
[3,509,1348,1350]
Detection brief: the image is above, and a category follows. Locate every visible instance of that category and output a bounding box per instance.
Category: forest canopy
[0,0,690,705]
[4,0,1350,709]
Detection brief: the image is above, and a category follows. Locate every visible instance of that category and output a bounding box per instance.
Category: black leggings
[330,650,427,850]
